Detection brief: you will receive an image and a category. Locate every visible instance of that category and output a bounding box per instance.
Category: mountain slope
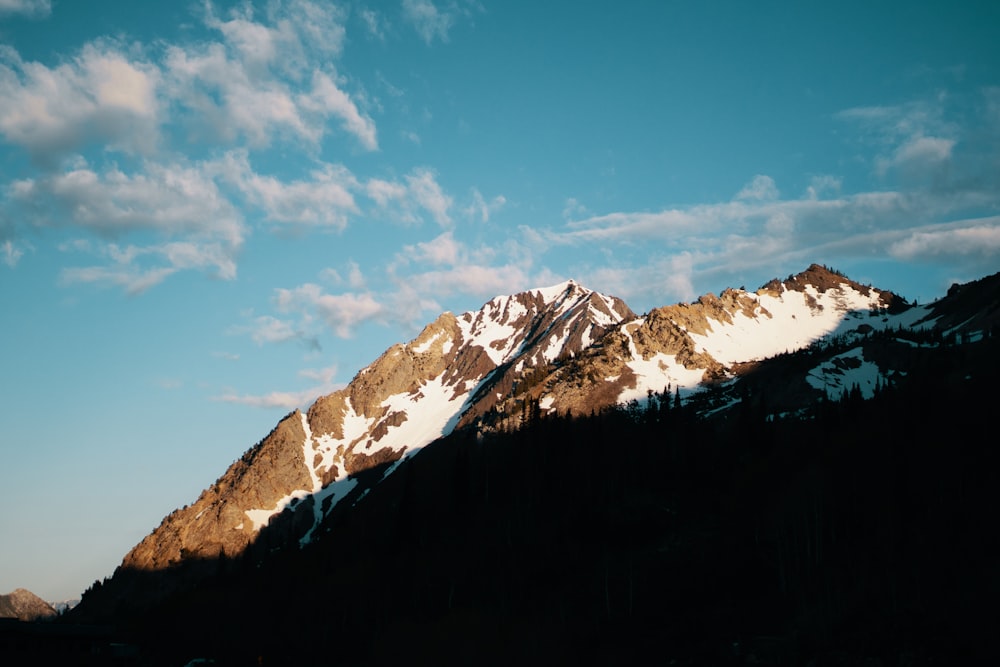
[120,281,635,572]
[72,302,1000,665]
[77,265,1000,628]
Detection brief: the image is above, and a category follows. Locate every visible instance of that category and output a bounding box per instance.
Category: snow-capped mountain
[107,264,997,590]
[121,280,635,571]
[70,264,1000,665]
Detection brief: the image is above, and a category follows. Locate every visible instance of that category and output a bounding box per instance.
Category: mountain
[108,280,635,593]
[69,265,1000,664]
[111,265,917,579]
[0,589,56,621]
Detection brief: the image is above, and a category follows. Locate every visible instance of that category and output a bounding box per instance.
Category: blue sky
[1,0,997,601]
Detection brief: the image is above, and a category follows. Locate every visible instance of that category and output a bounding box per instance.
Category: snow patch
[619,351,706,405]
[805,347,885,400]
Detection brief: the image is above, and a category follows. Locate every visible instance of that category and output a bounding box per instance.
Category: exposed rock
[122,410,311,569]
[0,588,56,621]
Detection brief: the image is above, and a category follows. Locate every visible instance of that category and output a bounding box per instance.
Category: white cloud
[406,168,452,227]
[59,263,176,295]
[59,240,239,294]
[0,0,50,17]
[299,363,339,384]
[246,315,298,345]
[359,8,387,40]
[161,1,371,150]
[562,197,589,221]
[837,98,961,183]
[805,175,841,200]
[229,314,321,351]
[365,168,453,226]
[274,283,385,338]
[301,70,378,151]
[2,239,23,267]
[216,150,359,229]
[464,188,506,223]
[889,220,1000,261]
[163,41,311,147]
[736,174,779,201]
[585,253,698,304]
[205,0,346,72]
[558,208,704,243]
[0,41,161,163]
[216,360,344,410]
[402,0,454,44]
[346,261,365,289]
[320,260,366,288]
[406,231,462,265]
[397,263,531,302]
[10,158,244,243]
[877,135,955,176]
[214,379,343,409]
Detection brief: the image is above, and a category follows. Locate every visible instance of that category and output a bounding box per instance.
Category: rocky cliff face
[531,264,900,416]
[0,588,56,621]
[120,281,636,572]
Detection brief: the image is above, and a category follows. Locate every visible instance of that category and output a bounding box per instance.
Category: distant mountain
[0,589,56,621]
[70,265,1000,664]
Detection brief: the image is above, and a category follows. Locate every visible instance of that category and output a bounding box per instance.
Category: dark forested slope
[77,327,1000,666]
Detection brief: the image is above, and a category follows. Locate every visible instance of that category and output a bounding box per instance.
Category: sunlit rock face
[0,588,57,621]
[119,266,923,574]
[121,280,637,570]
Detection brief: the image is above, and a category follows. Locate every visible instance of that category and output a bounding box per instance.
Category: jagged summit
[69,266,1000,665]
[120,280,635,573]
[100,264,995,606]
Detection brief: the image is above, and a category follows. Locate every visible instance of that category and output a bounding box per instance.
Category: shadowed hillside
[69,326,1000,666]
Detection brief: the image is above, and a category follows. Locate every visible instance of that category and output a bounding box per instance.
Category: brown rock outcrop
[0,588,56,621]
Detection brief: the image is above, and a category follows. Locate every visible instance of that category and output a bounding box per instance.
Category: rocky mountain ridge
[121,280,635,572]
[66,265,1000,665]
[107,264,995,591]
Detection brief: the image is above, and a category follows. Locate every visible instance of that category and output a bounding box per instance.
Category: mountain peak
[0,588,57,621]
[115,279,636,578]
[529,278,581,303]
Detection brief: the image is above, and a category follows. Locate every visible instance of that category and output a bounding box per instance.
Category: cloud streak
[214,364,342,409]
[0,0,50,18]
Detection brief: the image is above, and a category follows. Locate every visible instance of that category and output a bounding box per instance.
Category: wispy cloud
[273,283,386,338]
[215,150,359,229]
[888,219,1000,261]
[11,158,244,241]
[214,362,342,409]
[735,174,779,201]
[549,170,1000,305]
[230,314,322,352]
[402,0,455,44]
[464,188,506,223]
[359,7,387,41]
[2,239,24,267]
[59,240,239,294]
[365,167,453,226]
[0,0,51,19]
